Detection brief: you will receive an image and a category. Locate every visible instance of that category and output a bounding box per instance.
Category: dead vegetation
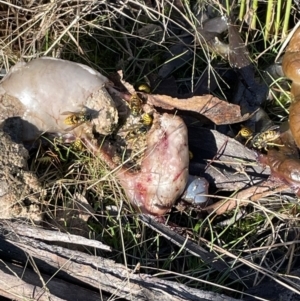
[1,1,300,301]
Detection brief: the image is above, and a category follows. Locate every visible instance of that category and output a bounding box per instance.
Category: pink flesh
[96,113,189,215]
[117,113,189,215]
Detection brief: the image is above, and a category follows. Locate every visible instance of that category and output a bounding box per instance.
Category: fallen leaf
[147,94,254,125]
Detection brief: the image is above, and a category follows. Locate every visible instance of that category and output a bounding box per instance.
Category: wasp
[61,109,92,131]
[72,138,85,151]
[141,113,153,126]
[251,125,282,151]
[129,94,143,116]
[235,126,253,140]
[235,125,254,146]
[137,83,151,93]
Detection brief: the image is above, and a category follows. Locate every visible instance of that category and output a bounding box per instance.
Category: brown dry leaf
[147,94,253,125]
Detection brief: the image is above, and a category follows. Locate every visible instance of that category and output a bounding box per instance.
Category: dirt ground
[0,129,44,221]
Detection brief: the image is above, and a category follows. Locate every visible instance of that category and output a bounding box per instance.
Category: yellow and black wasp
[61,109,92,131]
[141,113,153,126]
[137,83,151,93]
[251,125,282,151]
[235,126,253,140]
[129,94,143,116]
[236,124,282,151]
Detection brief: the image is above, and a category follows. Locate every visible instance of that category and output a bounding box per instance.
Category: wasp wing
[61,111,77,115]
[64,122,85,131]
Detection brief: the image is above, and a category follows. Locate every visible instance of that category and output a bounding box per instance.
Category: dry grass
[1,0,300,300]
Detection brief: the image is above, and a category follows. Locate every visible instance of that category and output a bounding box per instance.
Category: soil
[0,129,44,221]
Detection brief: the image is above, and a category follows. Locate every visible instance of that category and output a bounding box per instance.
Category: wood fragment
[1,220,111,251]
[189,128,270,190]
[0,221,242,301]
[0,261,105,301]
